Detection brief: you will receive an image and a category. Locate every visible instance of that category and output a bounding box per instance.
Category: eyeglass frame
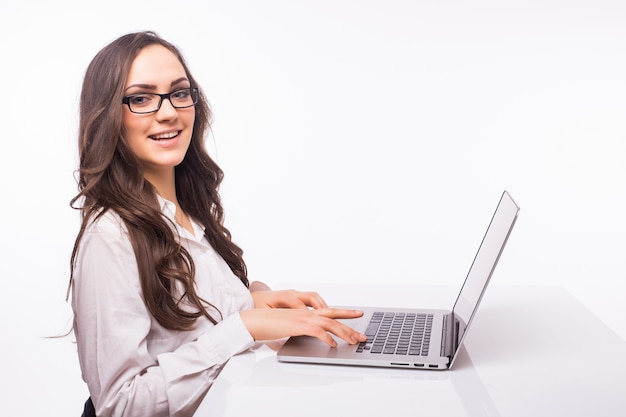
[122,87,200,114]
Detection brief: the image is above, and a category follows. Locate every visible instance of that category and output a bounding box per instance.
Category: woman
[70,31,366,417]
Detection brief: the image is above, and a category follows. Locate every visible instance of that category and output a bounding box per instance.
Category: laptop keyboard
[356,312,433,356]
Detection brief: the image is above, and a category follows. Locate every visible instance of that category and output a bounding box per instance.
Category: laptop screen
[451,191,519,350]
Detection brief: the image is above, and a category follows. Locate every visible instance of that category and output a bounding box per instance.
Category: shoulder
[77,209,136,259]
[73,210,138,288]
[84,209,129,240]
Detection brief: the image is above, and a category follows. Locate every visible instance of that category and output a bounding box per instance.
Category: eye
[170,88,191,100]
[128,94,155,107]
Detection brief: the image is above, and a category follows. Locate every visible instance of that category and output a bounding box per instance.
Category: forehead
[125,44,187,88]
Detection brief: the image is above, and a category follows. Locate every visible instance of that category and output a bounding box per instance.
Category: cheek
[122,112,140,136]
[186,111,196,131]
[122,113,150,146]
[182,112,196,141]
[121,115,149,159]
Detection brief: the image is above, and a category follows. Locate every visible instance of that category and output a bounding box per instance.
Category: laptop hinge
[441,312,457,358]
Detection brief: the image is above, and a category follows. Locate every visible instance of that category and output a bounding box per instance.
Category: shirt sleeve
[72,214,255,417]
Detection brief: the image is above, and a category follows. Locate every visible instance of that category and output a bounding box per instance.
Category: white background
[0,1,624,415]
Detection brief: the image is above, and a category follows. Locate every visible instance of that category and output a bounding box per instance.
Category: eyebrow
[124,77,190,92]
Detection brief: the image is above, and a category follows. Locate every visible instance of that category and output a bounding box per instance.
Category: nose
[155,97,178,121]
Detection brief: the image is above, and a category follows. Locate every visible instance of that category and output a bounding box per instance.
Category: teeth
[151,131,179,140]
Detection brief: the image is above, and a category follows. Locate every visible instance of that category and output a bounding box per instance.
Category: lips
[149,130,180,140]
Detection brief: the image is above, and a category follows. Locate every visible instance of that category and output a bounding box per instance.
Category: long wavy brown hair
[69,31,249,331]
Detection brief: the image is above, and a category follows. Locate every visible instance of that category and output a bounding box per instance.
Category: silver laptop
[277,190,519,370]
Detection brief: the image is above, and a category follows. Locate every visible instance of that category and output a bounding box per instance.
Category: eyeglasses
[122,87,199,114]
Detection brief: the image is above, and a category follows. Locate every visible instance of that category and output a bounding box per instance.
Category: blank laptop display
[277,191,519,370]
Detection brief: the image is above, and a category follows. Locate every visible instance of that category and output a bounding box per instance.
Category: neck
[144,168,177,204]
[144,168,195,236]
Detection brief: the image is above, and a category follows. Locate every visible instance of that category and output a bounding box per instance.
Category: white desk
[195,285,626,417]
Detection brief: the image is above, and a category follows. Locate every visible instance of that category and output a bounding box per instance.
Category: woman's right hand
[239,307,367,347]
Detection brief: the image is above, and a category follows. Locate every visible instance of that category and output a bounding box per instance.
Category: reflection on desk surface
[201,342,499,417]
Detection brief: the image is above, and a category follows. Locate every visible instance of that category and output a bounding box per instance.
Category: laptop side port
[414,363,425,367]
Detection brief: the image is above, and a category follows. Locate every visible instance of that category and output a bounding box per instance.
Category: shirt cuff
[197,312,255,363]
[158,312,254,379]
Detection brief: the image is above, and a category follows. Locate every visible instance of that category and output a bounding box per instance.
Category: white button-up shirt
[71,197,255,417]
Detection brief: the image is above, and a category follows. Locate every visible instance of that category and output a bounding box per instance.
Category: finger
[279,293,309,309]
[274,290,328,309]
[301,322,339,347]
[315,316,367,345]
[253,290,309,309]
[280,290,309,308]
[314,308,365,319]
[297,291,328,309]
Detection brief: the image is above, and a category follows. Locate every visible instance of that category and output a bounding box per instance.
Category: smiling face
[122,44,196,183]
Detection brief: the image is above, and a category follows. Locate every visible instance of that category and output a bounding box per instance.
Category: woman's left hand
[251,289,329,310]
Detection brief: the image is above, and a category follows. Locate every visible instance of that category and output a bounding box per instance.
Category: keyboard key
[356,312,435,357]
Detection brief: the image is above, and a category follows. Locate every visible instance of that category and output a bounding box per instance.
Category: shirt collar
[156,194,206,242]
